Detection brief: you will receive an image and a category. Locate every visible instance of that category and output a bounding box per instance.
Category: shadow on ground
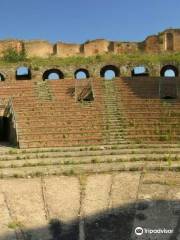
[1,200,180,240]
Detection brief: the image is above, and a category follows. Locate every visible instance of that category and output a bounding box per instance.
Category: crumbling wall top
[0,28,179,59]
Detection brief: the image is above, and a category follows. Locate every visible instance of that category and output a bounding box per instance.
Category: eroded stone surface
[0,179,50,240]
[0,172,179,240]
[0,193,16,240]
[44,176,80,238]
[82,174,112,218]
[111,172,141,208]
[44,176,80,222]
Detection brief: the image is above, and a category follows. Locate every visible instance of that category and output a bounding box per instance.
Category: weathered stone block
[55,42,81,57]
[83,39,110,56]
[24,40,53,58]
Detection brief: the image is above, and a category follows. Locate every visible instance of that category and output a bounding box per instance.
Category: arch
[160,65,179,77]
[74,69,90,79]
[131,66,149,77]
[100,65,120,79]
[16,66,31,80]
[43,69,64,80]
[0,73,5,81]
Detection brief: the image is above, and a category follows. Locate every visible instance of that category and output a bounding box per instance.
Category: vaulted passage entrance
[2,117,10,141]
[100,65,120,80]
[0,115,11,146]
[160,65,179,77]
[0,73,5,81]
[74,69,90,79]
[43,69,64,80]
[0,101,17,146]
[159,77,177,99]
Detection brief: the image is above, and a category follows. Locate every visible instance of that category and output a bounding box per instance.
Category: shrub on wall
[3,48,26,62]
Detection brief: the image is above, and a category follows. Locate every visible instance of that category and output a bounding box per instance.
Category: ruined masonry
[0,28,180,240]
[0,28,179,148]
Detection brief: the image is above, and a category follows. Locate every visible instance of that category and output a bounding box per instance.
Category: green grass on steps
[35,82,53,100]
[0,160,180,178]
[103,80,126,144]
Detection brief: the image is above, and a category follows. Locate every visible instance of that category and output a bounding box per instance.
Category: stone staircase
[102,80,126,144]
[0,143,179,177]
[1,77,180,148]
[115,77,180,143]
[11,79,105,148]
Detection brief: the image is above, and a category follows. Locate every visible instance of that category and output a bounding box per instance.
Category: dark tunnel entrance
[0,73,5,82]
[162,96,176,100]
[0,112,17,146]
[0,116,11,144]
[2,116,10,142]
[160,65,178,99]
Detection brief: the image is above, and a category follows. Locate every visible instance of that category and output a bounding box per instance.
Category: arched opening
[100,65,120,80]
[43,69,64,80]
[16,66,31,80]
[164,70,175,77]
[160,65,178,77]
[0,115,14,146]
[2,116,10,142]
[0,73,5,81]
[160,66,177,99]
[74,69,90,79]
[104,70,116,80]
[131,66,149,77]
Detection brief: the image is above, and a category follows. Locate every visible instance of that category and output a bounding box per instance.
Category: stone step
[0,158,179,178]
[1,143,180,154]
[1,152,179,169]
[1,147,180,161]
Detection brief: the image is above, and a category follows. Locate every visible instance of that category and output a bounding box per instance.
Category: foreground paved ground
[0,171,180,240]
